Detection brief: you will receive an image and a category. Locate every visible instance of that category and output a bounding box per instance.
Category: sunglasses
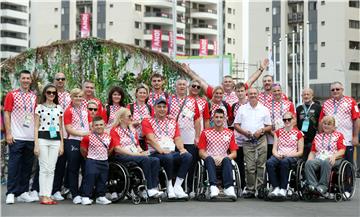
[88,108,98,111]
[46,91,57,95]
[283,118,292,122]
[191,84,201,89]
[56,78,66,81]
[331,88,341,92]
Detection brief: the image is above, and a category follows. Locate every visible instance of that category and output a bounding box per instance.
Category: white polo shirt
[234,102,272,144]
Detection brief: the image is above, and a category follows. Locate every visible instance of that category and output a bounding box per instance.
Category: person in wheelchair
[305,115,346,196]
[142,98,192,199]
[266,112,304,199]
[198,108,238,199]
[110,107,164,198]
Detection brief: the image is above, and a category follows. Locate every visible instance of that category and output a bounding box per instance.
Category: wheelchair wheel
[158,167,168,195]
[232,161,242,198]
[128,165,147,197]
[337,160,356,200]
[192,161,203,199]
[107,162,130,202]
[295,160,306,199]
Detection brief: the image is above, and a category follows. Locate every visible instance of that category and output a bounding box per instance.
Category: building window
[228,8,232,14]
[227,23,231,29]
[321,41,325,46]
[227,38,231,44]
[349,40,360,49]
[233,24,235,29]
[135,4,141,11]
[349,19,360,29]
[110,4,113,8]
[321,21,325,26]
[321,62,325,67]
[310,2,317,10]
[233,9,235,14]
[266,7,269,12]
[233,39,235,45]
[134,39,141,46]
[273,7,278,15]
[135,21,141,29]
[349,0,360,8]
[321,1,325,5]
[349,62,360,71]
[265,46,269,51]
[109,21,113,26]
[54,24,58,28]
[265,27,270,31]
[54,8,58,12]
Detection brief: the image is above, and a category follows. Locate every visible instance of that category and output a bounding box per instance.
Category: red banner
[168,31,173,55]
[213,40,217,55]
[152,29,162,52]
[80,13,91,38]
[199,39,208,56]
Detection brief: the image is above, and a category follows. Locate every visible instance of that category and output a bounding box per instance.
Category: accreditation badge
[23,114,32,128]
[301,119,310,132]
[49,125,57,138]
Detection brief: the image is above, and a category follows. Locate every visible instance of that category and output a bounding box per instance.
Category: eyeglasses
[331,88,341,92]
[56,78,66,81]
[191,84,201,89]
[88,108,98,111]
[283,118,292,122]
[46,91,57,95]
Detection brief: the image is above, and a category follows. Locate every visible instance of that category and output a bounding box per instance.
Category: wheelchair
[191,159,242,201]
[258,159,304,201]
[298,159,356,202]
[107,159,162,204]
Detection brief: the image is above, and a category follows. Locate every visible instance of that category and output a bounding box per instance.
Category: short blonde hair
[87,100,98,107]
[113,107,131,127]
[212,86,224,95]
[70,88,83,99]
[321,115,336,127]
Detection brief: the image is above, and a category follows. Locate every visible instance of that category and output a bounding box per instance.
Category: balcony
[191,8,218,20]
[143,0,172,8]
[0,37,28,47]
[0,23,28,34]
[191,24,217,35]
[190,39,216,50]
[288,12,304,24]
[190,0,218,4]
[143,29,186,45]
[1,9,28,20]
[288,53,304,63]
[288,0,304,4]
[144,12,173,25]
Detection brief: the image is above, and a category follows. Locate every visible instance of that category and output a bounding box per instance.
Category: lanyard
[333,97,343,115]
[302,102,314,119]
[93,133,109,149]
[73,106,85,128]
[154,118,169,137]
[20,90,33,113]
[271,99,283,120]
[151,91,163,105]
[321,133,332,152]
[175,96,187,121]
[59,92,67,109]
[120,127,137,146]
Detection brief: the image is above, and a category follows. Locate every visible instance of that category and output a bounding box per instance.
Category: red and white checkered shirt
[265,99,296,129]
[275,128,303,156]
[319,96,359,146]
[82,97,103,117]
[110,126,139,149]
[194,96,210,130]
[258,92,288,107]
[4,89,37,140]
[64,105,91,140]
[198,128,238,157]
[105,105,122,128]
[127,103,152,138]
[148,91,167,106]
[81,133,112,160]
[167,95,200,144]
[58,91,71,110]
[223,91,239,107]
[311,131,346,157]
[142,117,181,152]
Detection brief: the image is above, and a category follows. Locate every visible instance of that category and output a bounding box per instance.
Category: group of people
[3,60,359,205]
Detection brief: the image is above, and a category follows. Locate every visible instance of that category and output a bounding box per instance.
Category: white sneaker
[96,196,111,205]
[29,190,39,201]
[210,186,220,198]
[279,189,287,197]
[17,192,35,203]
[73,195,82,204]
[6,194,15,204]
[174,185,188,199]
[167,185,176,199]
[110,192,119,201]
[269,187,280,197]
[81,197,92,205]
[51,191,64,201]
[344,191,351,199]
[224,186,237,199]
[147,189,159,197]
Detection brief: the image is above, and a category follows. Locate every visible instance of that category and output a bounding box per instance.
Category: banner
[80,13,91,38]
[168,31,173,55]
[152,29,162,52]
[213,40,217,55]
[199,39,208,56]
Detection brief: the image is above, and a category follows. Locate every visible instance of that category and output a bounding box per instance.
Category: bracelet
[258,66,264,72]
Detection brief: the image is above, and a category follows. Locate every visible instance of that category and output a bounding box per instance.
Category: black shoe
[243,192,255,199]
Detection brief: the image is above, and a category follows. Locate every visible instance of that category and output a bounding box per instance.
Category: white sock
[168,180,174,189]
[175,177,184,187]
